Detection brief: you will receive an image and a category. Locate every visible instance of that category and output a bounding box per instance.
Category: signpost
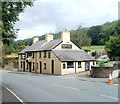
[112,70,120,79]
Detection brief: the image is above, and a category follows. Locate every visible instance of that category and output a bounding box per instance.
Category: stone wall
[91,62,120,78]
[91,66,115,78]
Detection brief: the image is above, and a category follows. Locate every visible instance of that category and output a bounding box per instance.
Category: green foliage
[105,35,120,57]
[15,38,33,46]
[1,2,33,55]
[87,25,102,45]
[97,61,110,67]
[87,21,117,45]
[98,61,105,67]
[99,21,116,44]
[114,20,120,35]
[82,45,105,52]
[105,20,120,58]
[71,30,92,47]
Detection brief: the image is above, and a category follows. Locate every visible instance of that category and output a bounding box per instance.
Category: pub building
[18,30,96,75]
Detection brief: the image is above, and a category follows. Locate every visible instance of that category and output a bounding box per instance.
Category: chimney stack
[45,34,53,42]
[33,36,39,44]
[61,30,70,42]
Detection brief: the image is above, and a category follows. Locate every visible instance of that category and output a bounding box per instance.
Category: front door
[29,62,31,72]
[51,60,54,74]
[23,62,25,71]
[85,62,90,71]
[40,61,42,73]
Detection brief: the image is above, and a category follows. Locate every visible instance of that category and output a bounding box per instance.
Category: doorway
[85,62,90,71]
[23,62,25,71]
[29,62,31,72]
[51,60,54,74]
[40,61,42,73]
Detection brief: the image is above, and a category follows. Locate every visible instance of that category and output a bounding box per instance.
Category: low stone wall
[91,62,120,78]
[91,66,115,78]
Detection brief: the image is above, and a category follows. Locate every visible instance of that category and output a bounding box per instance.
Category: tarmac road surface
[1,70,119,103]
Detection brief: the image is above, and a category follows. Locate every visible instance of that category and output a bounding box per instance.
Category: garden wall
[91,63,120,78]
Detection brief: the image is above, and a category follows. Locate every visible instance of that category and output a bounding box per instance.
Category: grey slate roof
[52,49,95,62]
[19,40,45,53]
[19,39,62,53]
[40,39,62,51]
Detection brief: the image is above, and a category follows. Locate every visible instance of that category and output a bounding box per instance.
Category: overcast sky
[15,0,119,40]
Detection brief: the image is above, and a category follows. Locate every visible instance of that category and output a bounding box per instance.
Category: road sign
[112,70,120,79]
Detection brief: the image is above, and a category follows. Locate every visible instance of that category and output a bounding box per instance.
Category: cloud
[15,0,119,40]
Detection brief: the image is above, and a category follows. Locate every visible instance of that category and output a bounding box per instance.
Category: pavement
[2,84,21,103]
[59,71,120,84]
[1,70,119,102]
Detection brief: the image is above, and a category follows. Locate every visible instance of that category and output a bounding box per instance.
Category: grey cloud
[15,0,118,40]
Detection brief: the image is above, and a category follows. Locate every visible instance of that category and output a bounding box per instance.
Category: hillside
[13,20,117,54]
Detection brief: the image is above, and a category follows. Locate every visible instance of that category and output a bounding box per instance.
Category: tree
[87,21,117,45]
[114,20,120,35]
[1,2,33,46]
[87,25,102,45]
[99,21,116,44]
[105,35,120,58]
[1,2,33,67]
[71,30,92,48]
[105,20,120,59]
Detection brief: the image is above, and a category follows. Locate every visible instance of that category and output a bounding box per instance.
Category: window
[33,62,34,70]
[21,61,22,68]
[44,63,46,69]
[67,62,74,68]
[48,52,51,58]
[26,52,32,58]
[21,54,26,59]
[26,53,28,58]
[63,64,66,69]
[78,62,82,68]
[39,52,41,58]
[32,52,34,58]
[44,51,47,58]
[28,52,32,57]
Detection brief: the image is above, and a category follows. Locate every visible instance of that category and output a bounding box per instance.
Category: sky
[15,0,119,40]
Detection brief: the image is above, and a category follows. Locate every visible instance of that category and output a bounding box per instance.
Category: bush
[97,61,110,67]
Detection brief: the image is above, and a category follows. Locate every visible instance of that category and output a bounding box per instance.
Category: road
[1,70,119,102]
